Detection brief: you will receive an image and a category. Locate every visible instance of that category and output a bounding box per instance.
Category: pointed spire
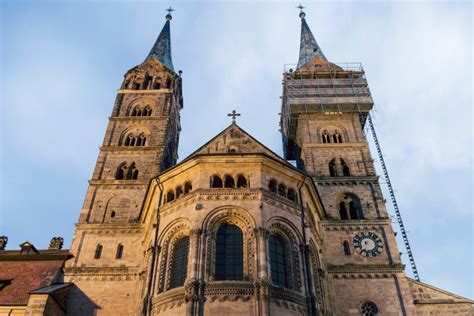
[297,7,327,69]
[145,8,175,71]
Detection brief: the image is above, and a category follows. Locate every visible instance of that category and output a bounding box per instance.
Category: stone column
[254,227,270,316]
[186,229,202,316]
[197,230,209,316]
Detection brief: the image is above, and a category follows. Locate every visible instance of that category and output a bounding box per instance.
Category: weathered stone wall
[66,59,183,315]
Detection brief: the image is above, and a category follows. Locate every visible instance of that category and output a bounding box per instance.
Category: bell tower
[280,9,416,315]
[65,11,183,314]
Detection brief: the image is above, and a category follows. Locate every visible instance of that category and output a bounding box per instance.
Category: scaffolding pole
[367,112,420,281]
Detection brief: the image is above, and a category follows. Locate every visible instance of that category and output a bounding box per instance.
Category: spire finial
[296,5,328,68]
[227,110,241,124]
[166,6,174,21]
[297,4,306,19]
[145,7,175,71]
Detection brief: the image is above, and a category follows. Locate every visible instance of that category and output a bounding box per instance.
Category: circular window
[360,301,378,316]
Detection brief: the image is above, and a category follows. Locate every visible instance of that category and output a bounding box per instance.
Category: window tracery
[168,236,189,289]
[360,301,379,316]
[269,234,288,287]
[320,127,345,143]
[215,224,243,281]
[328,158,351,177]
[338,193,363,220]
[122,131,147,147]
[267,221,302,291]
[115,162,139,180]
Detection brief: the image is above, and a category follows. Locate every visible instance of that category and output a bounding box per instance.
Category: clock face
[353,231,383,257]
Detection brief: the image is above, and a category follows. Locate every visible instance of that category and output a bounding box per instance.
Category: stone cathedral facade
[62,10,473,316]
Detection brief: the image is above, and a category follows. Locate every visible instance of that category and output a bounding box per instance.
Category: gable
[190,123,288,165]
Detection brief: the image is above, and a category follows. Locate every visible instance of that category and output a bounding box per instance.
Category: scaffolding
[281,62,373,160]
[367,113,420,281]
[281,61,421,281]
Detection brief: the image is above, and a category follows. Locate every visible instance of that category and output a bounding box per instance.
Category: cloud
[1,0,472,299]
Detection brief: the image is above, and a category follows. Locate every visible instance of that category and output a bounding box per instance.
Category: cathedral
[12,8,470,316]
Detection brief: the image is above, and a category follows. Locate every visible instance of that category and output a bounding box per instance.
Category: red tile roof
[0,249,73,305]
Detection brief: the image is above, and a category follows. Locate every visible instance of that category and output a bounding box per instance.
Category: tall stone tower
[280,10,416,315]
[65,12,182,314]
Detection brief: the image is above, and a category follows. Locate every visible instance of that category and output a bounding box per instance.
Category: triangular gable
[185,123,291,167]
[408,278,473,304]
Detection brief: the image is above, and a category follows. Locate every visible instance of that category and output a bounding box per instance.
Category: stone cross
[227,110,241,123]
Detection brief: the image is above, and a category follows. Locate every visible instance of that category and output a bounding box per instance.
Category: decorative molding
[270,285,306,307]
[327,263,405,278]
[157,222,190,293]
[99,145,163,152]
[321,219,391,232]
[117,88,173,94]
[64,266,142,282]
[268,222,302,291]
[88,180,149,187]
[152,287,186,313]
[74,223,144,234]
[204,207,255,281]
[204,281,254,302]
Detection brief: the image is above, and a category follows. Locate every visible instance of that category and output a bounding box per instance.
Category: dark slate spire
[145,9,174,71]
[297,9,327,69]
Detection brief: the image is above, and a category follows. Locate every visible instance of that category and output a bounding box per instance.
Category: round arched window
[360,301,378,316]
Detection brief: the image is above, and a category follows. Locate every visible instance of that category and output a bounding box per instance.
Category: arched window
[236,175,247,188]
[360,301,379,316]
[329,159,337,177]
[343,241,351,256]
[269,235,288,288]
[322,130,330,143]
[137,134,146,146]
[224,175,235,188]
[341,159,351,176]
[131,106,140,116]
[287,188,297,202]
[184,182,192,194]
[169,236,190,289]
[215,224,243,281]
[176,186,183,198]
[110,211,116,218]
[116,244,124,259]
[339,194,363,220]
[167,190,175,203]
[153,81,161,90]
[339,201,349,220]
[128,162,139,180]
[333,130,343,143]
[116,162,127,180]
[269,179,277,193]
[211,175,223,188]
[278,183,287,197]
[124,134,136,146]
[94,244,102,259]
[143,106,152,116]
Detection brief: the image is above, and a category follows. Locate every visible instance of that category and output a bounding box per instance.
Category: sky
[1,0,472,300]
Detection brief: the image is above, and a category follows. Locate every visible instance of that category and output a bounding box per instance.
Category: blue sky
[1,0,472,299]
